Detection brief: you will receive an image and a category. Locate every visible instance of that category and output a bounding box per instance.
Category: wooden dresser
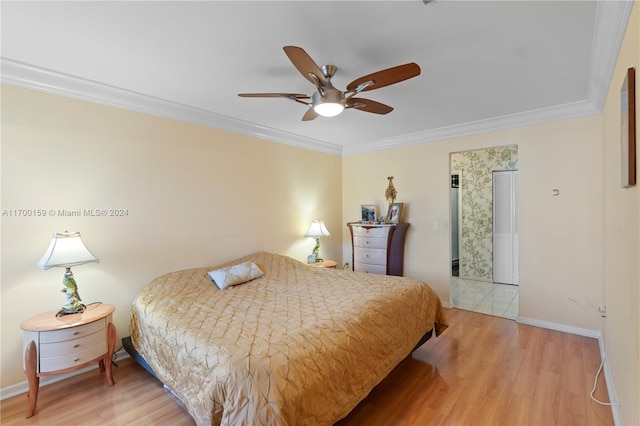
[347,222,409,276]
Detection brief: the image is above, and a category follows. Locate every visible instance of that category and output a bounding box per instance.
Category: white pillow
[207,261,264,290]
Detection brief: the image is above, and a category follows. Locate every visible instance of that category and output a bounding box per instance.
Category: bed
[128,251,447,425]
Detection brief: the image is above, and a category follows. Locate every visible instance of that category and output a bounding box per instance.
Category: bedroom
[1,1,638,425]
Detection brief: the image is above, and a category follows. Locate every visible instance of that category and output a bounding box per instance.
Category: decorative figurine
[309,238,322,262]
[385,176,397,204]
[56,267,86,317]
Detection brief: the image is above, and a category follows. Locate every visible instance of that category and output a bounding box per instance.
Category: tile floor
[450,277,519,320]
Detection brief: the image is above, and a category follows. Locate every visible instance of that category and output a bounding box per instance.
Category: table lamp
[37,231,99,317]
[304,220,330,263]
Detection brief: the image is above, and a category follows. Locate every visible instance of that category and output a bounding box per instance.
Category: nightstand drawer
[353,236,387,249]
[351,226,389,238]
[40,343,107,372]
[354,248,387,265]
[354,263,387,274]
[40,330,105,357]
[40,319,105,344]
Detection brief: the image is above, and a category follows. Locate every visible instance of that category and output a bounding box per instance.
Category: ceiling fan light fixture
[314,102,344,117]
[312,90,345,117]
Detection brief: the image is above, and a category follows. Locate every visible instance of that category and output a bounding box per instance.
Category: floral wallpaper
[451,145,518,280]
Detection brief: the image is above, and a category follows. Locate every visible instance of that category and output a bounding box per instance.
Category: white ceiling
[1,1,633,155]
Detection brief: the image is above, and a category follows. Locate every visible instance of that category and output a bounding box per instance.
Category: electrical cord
[112,345,123,367]
[566,298,619,407]
[84,302,122,367]
[590,354,615,406]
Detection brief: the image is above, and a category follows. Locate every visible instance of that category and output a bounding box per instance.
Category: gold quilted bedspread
[130,252,447,425]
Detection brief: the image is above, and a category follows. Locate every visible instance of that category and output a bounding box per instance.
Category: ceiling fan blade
[238,93,309,99]
[346,63,421,93]
[283,46,327,87]
[346,98,394,115]
[238,92,311,107]
[302,108,319,121]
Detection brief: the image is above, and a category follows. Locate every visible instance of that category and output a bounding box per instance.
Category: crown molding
[342,99,600,156]
[586,0,635,112]
[0,59,343,156]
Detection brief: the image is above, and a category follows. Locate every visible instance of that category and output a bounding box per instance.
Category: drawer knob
[366,254,369,257]
[366,241,369,244]
[74,344,80,348]
[73,331,80,336]
[74,358,80,362]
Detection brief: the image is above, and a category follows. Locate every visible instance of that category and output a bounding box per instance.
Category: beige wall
[343,115,604,328]
[601,3,640,424]
[0,85,342,388]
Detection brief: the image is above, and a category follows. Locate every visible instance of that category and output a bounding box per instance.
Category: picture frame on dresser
[360,204,378,222]
[385,203,403,224]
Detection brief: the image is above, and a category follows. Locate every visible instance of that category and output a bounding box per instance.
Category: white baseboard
[0,349,129,401]
[516,315,601,338]
[597,337,624,426]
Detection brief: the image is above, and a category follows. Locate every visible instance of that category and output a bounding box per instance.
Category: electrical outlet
[598,305,607,317]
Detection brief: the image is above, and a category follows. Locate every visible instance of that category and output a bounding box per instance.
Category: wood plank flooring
[1,308,614,425]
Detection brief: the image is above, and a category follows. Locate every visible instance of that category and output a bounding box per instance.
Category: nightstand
[310,260,337,269]
[20,303,116,418]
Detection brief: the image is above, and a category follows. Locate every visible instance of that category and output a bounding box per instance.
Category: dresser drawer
[354,248,387,266]
[40,330,105,357]
[351,226,390,238]
[353,236,387,249]
[348,222,409,277]
[40,319,105,344]
[40,342,107,372]
[354,263,387,274]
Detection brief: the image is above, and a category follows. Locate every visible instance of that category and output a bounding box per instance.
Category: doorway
[493,170,519,285]
[449,145,519,319]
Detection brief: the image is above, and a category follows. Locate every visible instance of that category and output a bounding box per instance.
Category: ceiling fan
[238,46,421,121]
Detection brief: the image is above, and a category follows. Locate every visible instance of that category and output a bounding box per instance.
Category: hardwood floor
[1,308,614,425]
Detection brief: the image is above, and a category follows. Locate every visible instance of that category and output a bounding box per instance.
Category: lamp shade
[37,231,99,270]
[304,220,331,239]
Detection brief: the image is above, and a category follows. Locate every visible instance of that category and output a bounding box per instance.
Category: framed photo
[621,67,636,187]
[360,204,378,222]
[385,203,403,224]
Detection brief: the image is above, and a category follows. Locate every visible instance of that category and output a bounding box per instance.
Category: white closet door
[493,170,519,285]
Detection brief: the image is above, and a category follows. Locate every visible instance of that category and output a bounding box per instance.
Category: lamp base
[309,238,323,263]
[56,267,85,317]
[56,304,86,317]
